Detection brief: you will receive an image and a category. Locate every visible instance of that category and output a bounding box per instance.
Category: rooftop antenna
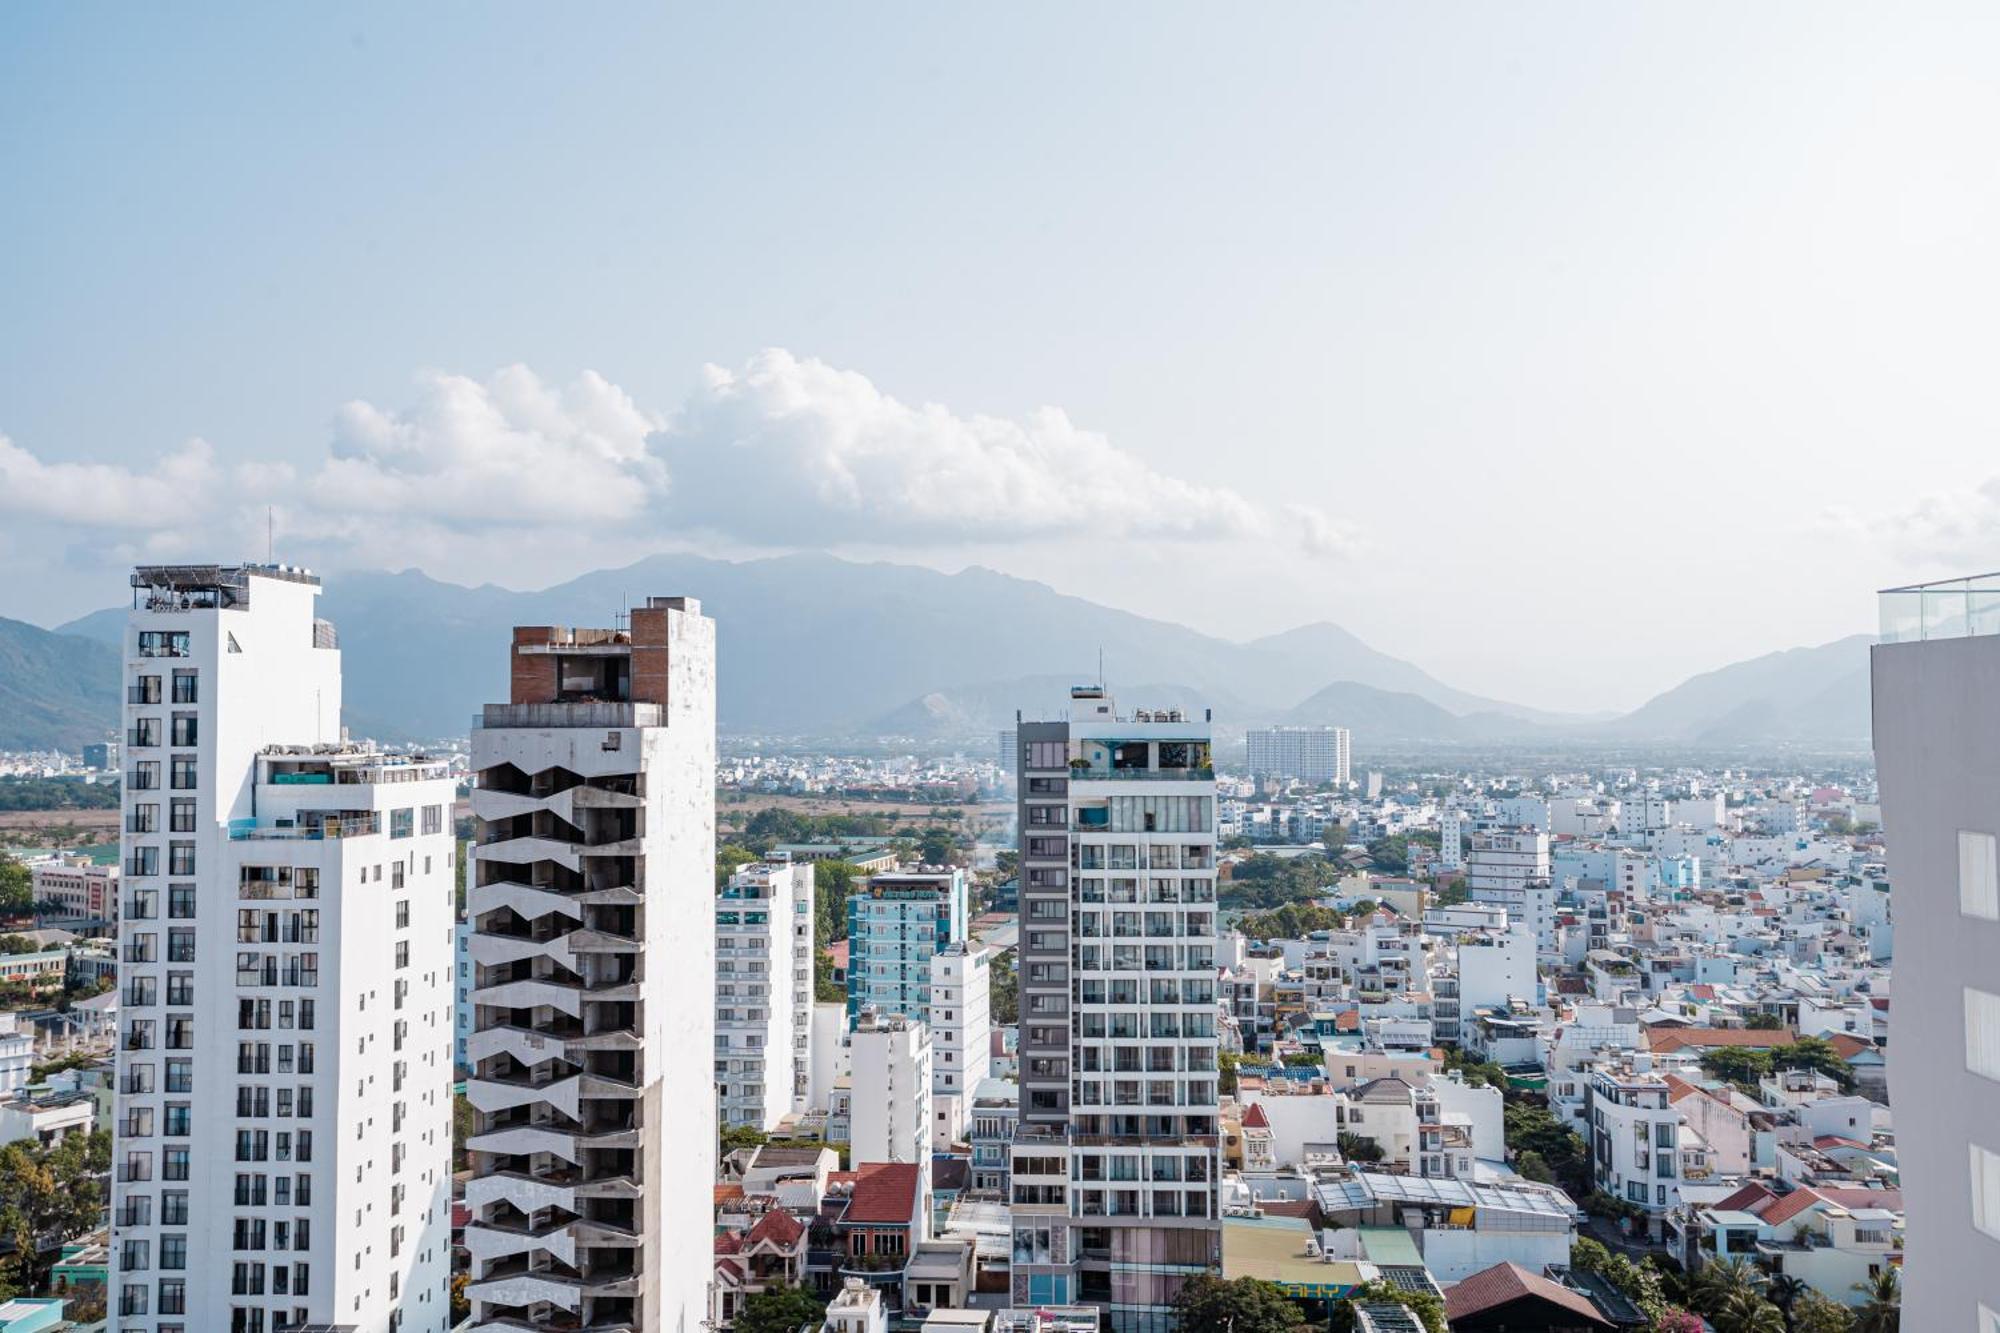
[267,506,274,563]
[1098,646,1104,688]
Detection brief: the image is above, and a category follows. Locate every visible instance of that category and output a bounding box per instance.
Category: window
[160,1235,187,1269]
[421,804,443,836]
[161,1190,189,1225]
[169,799,195,832]
[132,675,162,704]
[170,714,198,746]
[1973,990,2000,1084]
[395,900,409,929]
[171,669,198,703]
[129,802,159,833]
[129,761,160,791]
[390,808,413,839]
[1973,1143,2000,1240]
[170,756,198,790]
[1964,832,2000,920]
[169,884,196,918]
[168,841,195,876]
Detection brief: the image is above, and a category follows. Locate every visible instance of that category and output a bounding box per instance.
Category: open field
[0,807,120,849]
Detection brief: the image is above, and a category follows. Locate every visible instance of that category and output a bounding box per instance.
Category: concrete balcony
[475,882,586,926]
[468,1122,640,1164]
[466,1169,643,1217]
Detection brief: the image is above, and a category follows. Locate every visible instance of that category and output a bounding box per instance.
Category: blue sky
[3,3,1997,711]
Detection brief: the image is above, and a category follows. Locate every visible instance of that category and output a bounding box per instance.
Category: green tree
[1366,835,1409,874]
[0,1129,110,1291]
[1689,1258,1767,1320]
[734,1283,828,1333]
[1328,1279,1446,1333]
[1745,1012,1785,1030]
[1793,1290,1855,1333]
[1774,1035,1856,1092]
[1849,1267,1899,1333]
[1700,1047,1774,1089]
[814,946,843,1003]
[1337,1132,1383,1163]
[988,952,1018,1025]
[1171,1274,1305,1333]
[917,826,959,866]
[715,843,757,889]
[1714,1290,1785,1333]
[1235,902,1346,940]
[1515,1150,1554,1184]
[720,1122,768,1155]
[1219,1049,1240,1095]
[1504,1101,1592,1200]
[453,1095,475,1172]
[0,857,29,917]
[813,860,861,944]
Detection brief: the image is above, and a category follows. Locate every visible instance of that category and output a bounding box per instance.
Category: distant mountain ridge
[13,552,1874,750]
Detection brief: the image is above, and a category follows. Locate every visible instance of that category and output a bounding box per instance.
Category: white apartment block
[928,942,992,1145]
[1587,1062,1683,1234]
[1467,828,1554,950]
[111,564,455,1333]
[849,1009,933,1176]
[1244,726,1350,786]
[465,599,717,1333]
[1015,689,1221,1331]
[1438,809,1466,873]
[1873,577,2000,1331]
[716,859,815,1131]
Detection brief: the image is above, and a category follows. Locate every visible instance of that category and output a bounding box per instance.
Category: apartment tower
[1244,725,1351,786]
[1013,687,1220,1331]
[715,858,815,1131]
[1873,575,2000,1332]
[111,564,455,1333]
[464,599,716,1333]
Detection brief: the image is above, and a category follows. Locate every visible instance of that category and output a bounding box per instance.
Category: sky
[2,3,1997,713]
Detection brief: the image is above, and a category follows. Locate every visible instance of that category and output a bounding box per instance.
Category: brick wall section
[629,606,672,706]
[510,626,560,704]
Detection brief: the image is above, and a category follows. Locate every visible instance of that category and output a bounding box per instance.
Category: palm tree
[1767,1271,1806,1321]
[1691,1257,1767,1317]
[1849,1267,1899,1333]
[1715,1290,1786,1333]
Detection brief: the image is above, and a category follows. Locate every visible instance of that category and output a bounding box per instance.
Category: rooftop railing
[1879,573,2000,644]
[476,702,664,730]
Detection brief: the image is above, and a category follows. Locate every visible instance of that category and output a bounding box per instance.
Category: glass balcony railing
[1879,573,2000,644]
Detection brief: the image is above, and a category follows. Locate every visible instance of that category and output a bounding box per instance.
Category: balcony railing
[1880,573,2000,644]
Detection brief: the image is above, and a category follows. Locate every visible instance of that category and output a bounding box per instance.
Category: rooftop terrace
[1879,572,2000,644]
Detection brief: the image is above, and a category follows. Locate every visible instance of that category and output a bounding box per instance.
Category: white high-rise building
[928,942,992,1145]
[1243,726,1351,785]
[1466,828,1554,949]
[464,598,717,1333]
[1438,809,1467,873]
[111,563,455,1333]
[849,1009,933,1179]
[1014,688,1220,1329]
[1873,576,2000,1331]
[716,859,815,1130]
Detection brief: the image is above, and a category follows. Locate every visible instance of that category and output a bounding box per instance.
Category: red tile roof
[1241,1102,1271,1130]
[1648,1028,1797,1053]
[1444,1262,1609,1326]
[1756,1187,1827,1227]
[747,1207,806,1247]
[1827,1034,1878,1060]
[1819,1187,1902,1212]
[843,1162,921,1225]
[1714,1183,1777,1213]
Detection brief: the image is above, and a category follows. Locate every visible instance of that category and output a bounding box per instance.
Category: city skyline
[5,3,1998,711]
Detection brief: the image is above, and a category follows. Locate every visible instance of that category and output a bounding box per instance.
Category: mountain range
[8,553,1873,752]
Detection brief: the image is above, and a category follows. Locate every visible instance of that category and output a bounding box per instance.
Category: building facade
[1873,579,2000,1332]
[1466,829,1554,949]
[464,599,717,1333]
[846,868,966,1028]
[716,859,815,1130]
[1244,727,1351,786]
[848,1009,933,1178]
[928,942,992,1145]
[30,857,118,930]
[110,564,454,1333]
[1014,688,1221,1331]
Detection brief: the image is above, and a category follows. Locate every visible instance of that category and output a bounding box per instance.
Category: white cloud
[1830,478,2000,572]
[0,350,1356,582]
[657,349,1270,545]
[0,434,223,528]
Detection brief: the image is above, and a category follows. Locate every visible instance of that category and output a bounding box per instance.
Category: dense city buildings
[111,564,454,1333]
[1245,726,1351,786]
[716,859,815,1130]
[1014,688,1221,1331]
[1872,573,1998,1333]
[464,598,718,1333]
[845,866,967,1028]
